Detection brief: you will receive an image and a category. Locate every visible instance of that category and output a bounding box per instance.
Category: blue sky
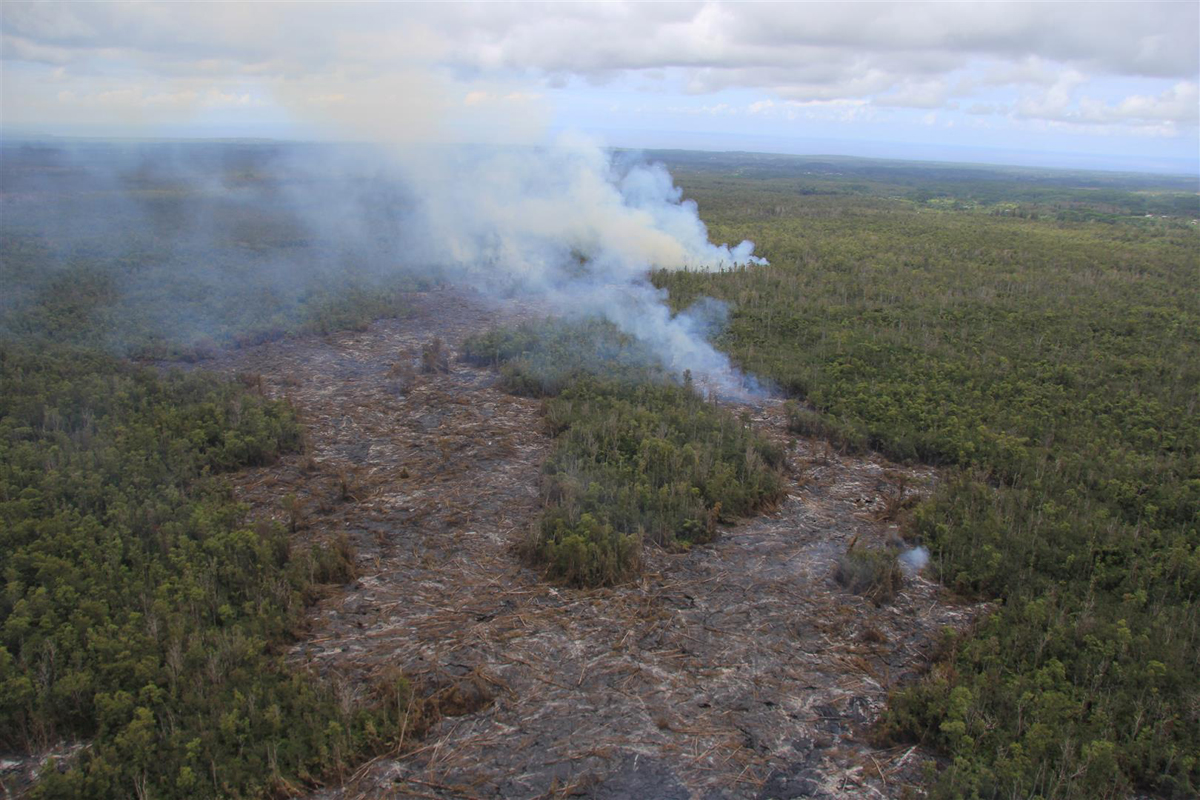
[3,1,1197,174]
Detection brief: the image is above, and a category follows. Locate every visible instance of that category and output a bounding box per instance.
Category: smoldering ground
[1,136,765,392]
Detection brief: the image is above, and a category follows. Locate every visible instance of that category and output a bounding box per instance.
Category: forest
[2,141,1198,797]
[0,344,423,796]
[653,152,1199,799]
[1,144,420,796]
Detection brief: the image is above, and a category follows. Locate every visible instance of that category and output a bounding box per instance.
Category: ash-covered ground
[213,288,981,800]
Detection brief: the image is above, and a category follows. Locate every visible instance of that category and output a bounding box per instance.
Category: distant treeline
[649,148,1200,219]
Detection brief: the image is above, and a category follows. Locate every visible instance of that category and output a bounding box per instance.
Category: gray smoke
[898,546,930,577]
[383,133,767,396]
[2,133,768,396]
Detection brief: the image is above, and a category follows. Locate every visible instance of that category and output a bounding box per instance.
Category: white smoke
[898,546,930,577]
[384,132,767,396]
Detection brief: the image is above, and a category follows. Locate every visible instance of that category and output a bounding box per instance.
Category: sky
[2,1,1198,174]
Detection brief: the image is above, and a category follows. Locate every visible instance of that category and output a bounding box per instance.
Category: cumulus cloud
[875,79,954,109]
[1013,79,1198,136]
[1080,82,1199,125]
[747,97,875,124]
[1,1,1197,137]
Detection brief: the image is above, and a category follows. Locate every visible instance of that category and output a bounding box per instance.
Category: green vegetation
[462,317,675,394]
[834,545,904,607]
[654,152,1200,798]
[647,149,1200,220]
[464,320,784,585]
[0,144,421,796]
[0,345,414,796]
[784,399,869,455]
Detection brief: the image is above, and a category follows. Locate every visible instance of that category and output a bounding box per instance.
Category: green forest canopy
[653,151,1199,799]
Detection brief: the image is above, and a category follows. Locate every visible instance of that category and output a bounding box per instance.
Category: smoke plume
[3,130,767,396]
[380,132,766,395]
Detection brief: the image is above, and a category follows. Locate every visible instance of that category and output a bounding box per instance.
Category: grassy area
[653,153,1200,798]
[464,319,784,586]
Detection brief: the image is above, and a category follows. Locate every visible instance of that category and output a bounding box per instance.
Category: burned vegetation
[154,290,971,800]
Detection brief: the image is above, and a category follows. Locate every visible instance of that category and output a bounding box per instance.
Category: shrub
[472,319,783,586]
[526,512,642,587]
[835,546,904,606]
[784,401,869,454]
[420,338,450,374]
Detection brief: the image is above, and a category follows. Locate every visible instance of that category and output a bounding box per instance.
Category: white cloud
[1,1,1196,137]
[746,97,874,124]
[875,79,953,109]
[1101,82,1198,123]
[1015,78,1198,128]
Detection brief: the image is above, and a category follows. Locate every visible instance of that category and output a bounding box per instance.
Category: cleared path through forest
[215,288,978,800]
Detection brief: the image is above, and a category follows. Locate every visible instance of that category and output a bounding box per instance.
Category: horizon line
[3,129,1197,182]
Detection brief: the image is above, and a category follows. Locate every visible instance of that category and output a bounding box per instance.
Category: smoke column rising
[3,96,770,396]
[383,132,767,396]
